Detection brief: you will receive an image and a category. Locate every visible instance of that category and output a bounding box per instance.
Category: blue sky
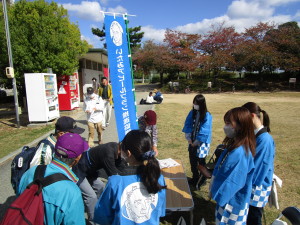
[53,0,300,48]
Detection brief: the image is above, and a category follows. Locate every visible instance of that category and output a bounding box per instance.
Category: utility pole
[2,0,20,128]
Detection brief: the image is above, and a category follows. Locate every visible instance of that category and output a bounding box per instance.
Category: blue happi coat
[250,130,275,207]
[94,173,166,225]
[182,111,212,158]
[211,146,254,225]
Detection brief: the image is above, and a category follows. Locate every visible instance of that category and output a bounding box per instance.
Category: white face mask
[223,124,236,138]
[88,93,96,99]
[193,104,200,110]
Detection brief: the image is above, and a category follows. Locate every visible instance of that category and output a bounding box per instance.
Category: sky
[50,0,300,48]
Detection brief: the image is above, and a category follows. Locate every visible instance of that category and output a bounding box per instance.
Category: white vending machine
[25,73,60,122]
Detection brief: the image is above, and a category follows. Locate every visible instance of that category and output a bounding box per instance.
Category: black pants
[188,144,206,180]
[247,205,263,225]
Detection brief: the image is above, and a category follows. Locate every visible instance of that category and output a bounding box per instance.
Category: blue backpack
[11,139,54,194]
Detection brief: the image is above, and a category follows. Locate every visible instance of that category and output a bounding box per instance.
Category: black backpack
[11,139,54,194]
[1,165,70,225]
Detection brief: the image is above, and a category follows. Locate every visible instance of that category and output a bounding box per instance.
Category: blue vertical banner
[104,14,138,141]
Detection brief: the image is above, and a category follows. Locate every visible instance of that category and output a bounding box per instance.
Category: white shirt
[84,94,105,123]
[146,95,154,104]
[254,125,264,135]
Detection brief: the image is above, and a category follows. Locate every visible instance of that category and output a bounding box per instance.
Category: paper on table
[158,158,180,169]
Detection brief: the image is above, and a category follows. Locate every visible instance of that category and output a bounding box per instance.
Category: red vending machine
[57,73,80,110]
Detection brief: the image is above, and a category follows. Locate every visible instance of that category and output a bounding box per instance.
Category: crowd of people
[14,87,275,225]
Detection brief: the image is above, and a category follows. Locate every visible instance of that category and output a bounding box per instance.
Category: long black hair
[242,102,271,132]
[121,130,166,194]
[192,94,208,122]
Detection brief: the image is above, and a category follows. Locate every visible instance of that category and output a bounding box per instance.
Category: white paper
[158,158,180,169]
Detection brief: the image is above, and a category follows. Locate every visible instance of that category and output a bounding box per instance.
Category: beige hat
[153,89,158,93]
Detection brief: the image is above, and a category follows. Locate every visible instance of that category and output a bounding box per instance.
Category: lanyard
[218,150,230,169]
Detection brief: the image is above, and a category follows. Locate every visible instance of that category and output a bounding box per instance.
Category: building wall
[82,68,103,95]
[78,53,108,101]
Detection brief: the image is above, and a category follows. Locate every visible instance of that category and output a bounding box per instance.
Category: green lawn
[0,120,54,159]
[157,92,300,225]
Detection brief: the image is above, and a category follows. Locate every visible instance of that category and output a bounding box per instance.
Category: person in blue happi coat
[243,102,276,225]
[210,107,255,225]
[182,94,213,186]
[93,130,166,225]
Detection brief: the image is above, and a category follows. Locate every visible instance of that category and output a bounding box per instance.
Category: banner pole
[124,14,138,121]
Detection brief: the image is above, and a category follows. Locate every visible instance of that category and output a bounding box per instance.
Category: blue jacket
[18,158,85,225]
[94,173,166,225]
[211,146,255,210]
[182,111,212,144]
[250,131,275,207]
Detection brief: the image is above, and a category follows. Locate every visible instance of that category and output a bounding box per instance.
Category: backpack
[11,139,54,194]
[1,165,70,225]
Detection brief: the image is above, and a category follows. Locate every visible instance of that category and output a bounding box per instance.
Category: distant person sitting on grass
[140,92,154,104]
[153,89,163,103]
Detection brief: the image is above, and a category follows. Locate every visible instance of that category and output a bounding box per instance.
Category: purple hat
[55,133,89,158]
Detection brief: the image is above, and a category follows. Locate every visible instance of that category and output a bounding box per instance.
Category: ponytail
[121,130,166,194]
[242,102,271,133]
[137,152,166,194]
[261,110,271,132]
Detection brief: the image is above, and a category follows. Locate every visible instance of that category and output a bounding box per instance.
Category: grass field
[0,119,54,159]
[157,92,300,225]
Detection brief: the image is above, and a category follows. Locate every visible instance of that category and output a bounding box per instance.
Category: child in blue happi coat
[243,102,275,225]
[182,94,213,186]
[210,107,255,225]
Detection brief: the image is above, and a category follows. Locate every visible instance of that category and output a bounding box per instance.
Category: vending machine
[24,73,60,122]
[57,73,79,111]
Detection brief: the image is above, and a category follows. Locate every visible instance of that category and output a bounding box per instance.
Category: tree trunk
[160,72,163,85]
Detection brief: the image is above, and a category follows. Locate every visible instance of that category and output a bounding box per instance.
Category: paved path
[0,90,155,217]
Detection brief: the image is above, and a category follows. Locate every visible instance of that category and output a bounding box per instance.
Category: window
[98,63,103,71]
[92,61,98,70]
[86,60,92,69]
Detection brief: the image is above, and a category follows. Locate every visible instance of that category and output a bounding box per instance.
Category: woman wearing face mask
[242,102,275,225]
[210,107,255,225]
[94,130,166,225]
[182,94,213,186]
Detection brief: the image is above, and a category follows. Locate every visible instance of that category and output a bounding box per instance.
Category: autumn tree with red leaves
[234,22,278,73]
[163,29,201,79]
[200,23,241,74]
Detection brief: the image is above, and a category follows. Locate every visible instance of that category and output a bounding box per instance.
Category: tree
[265,21,300,72]
[234,22,277,73]
[164,29,201,79]
[0,0,89,88]
[92,24,144,52]
[133,40,174,85]
[200,23,241,75]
